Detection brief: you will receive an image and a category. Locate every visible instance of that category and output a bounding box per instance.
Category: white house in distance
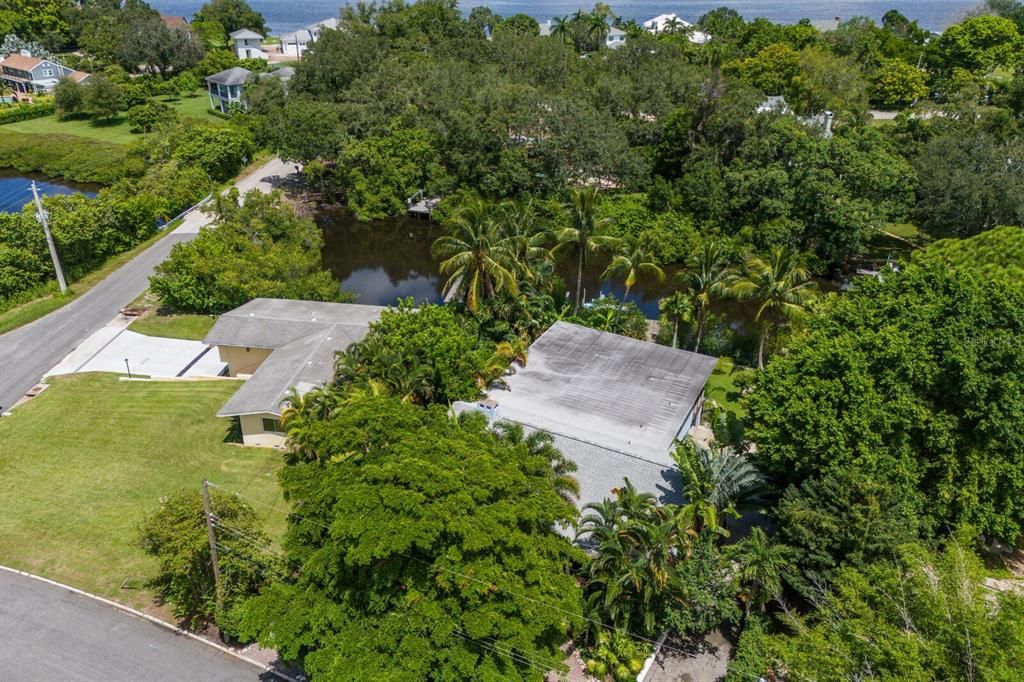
[280,17,339,58]
[0,53,89,97]
[757,95,835,138]
[204,298,386,447]
[230,28,268,60]
[642,13,711,43]
[606,27,627,49]
[455,322,717,509]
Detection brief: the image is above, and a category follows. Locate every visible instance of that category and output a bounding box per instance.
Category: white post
[31,181,67,293]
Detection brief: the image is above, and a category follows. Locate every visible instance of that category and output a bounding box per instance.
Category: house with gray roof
[230,28,267,60]
[0,54,89,98]
[204,298,385,447]
[205,66,291,112]
[455,321,717,510]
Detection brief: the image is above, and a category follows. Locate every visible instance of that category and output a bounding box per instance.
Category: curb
[0,565,299,682]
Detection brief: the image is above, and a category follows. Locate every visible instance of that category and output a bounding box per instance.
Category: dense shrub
[127,100,176,133]
[0,132,126,184]
[0,101,55,124]
[150,190,343,313]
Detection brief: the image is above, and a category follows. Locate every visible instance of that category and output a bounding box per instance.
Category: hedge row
[0,102,55,125]
[0,132,126,185]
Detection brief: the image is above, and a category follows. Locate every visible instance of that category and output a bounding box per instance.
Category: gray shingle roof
[204,67,253,86]
[229,28,264,40]
[206,299,386,417]
[489,322,716,459]
[453,322,715,510]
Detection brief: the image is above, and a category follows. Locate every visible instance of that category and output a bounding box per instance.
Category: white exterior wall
[281,41,308,58]
[234,38,268,60]
[239,413,286,448]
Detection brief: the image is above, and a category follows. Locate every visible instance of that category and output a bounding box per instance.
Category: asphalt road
[0,158,299,412]
[0,569,274,681]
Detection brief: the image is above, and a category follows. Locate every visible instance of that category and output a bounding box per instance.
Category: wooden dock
[407,194,440,219]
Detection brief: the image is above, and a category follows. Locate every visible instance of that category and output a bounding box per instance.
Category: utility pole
[201,480,224,612]
[30,181,67,294]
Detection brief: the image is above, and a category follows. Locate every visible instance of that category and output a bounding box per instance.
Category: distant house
[205,66,291,112]
[757,95,835,138]
[280,17,340,58]
[642,13,711,43]
[0,54,89,97]
[606,27,627,49]
[810,16,842,33]
[204,299,387,447]
[230,28,268,60]
[160,15,190,31]
[455,321,717,510]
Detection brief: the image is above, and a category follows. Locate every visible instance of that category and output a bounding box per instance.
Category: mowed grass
[162,92,224,122]
[705,357,747,419]
[2,114,136,144]
[131,312,217,341]
[0,373,285,611]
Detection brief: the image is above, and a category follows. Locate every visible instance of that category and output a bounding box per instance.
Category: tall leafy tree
[727,527,794,615]
[554,187,618,312]
[193,0,267,40]
[675,240,731,353]
[238,399,583,680]
[727,246,817,368]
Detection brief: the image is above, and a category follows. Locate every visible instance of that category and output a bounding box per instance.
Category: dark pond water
[0,169,100,213]
[318,206,677,317]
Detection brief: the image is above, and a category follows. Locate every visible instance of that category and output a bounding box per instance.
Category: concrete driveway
[0,158,300,412]
[0,569,278,681]
[46,319,225,379]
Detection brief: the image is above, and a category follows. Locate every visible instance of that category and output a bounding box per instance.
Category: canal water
[317,206,675,317]
[0,170,100,213]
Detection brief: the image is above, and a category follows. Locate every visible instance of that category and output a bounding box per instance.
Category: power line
[212,520,288,562]
[207,481,691,659]
[449,629,565,675]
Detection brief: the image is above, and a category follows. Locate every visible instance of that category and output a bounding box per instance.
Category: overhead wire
[207,481,694,659]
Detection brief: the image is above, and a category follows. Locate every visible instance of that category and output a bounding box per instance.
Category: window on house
[42,69,53,76]
[262,417,283,433]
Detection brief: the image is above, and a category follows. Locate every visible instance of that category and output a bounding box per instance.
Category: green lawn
[0,373,285,611]
[161,92,225,123]
[131,311,217,341]
[2,114,136,144]
[705,357,748,420]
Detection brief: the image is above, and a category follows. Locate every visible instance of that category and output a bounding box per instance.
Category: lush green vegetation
[129,312,217,341]
[149,190,345,314]
[0,118,253,310]
[0,131,126,183]
[915,225,1024,284]
[0,373,283,612]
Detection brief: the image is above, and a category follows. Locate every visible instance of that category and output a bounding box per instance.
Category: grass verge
[0,220,180,335]
[0,373,285,612]
[2,114,136,144]
[131,311,217,341]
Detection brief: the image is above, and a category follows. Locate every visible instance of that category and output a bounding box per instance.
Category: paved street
[0,569,274,681]
[0,158,299,412]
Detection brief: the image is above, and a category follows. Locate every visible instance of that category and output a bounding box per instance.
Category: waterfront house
[281,17,340,58]
[230,28,268,60]
[642,13,711,43]
[160,15,190,31]
[205,299,386,447]
[0,54,89,97]
[455,322,717,509]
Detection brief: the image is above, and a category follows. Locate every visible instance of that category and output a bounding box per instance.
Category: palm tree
[672,441,765,540]
[280,386,342,463]
[659,290,693,349]
[576,480,676,634]
[551,16,573,44]
[586,12,609,49]
[432,198,520,313]
[553,187,618,313]
[663,16,684,34]
[727,246,818,369]
[495,200,551,279]
[676,241,730,353]
[730,527,795,615]
[494,421,579,504]
[602,244,664,310]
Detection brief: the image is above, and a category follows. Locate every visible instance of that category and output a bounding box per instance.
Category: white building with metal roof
[204,298,385,447]
[456,321,717,510]
[230,28,267,60]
